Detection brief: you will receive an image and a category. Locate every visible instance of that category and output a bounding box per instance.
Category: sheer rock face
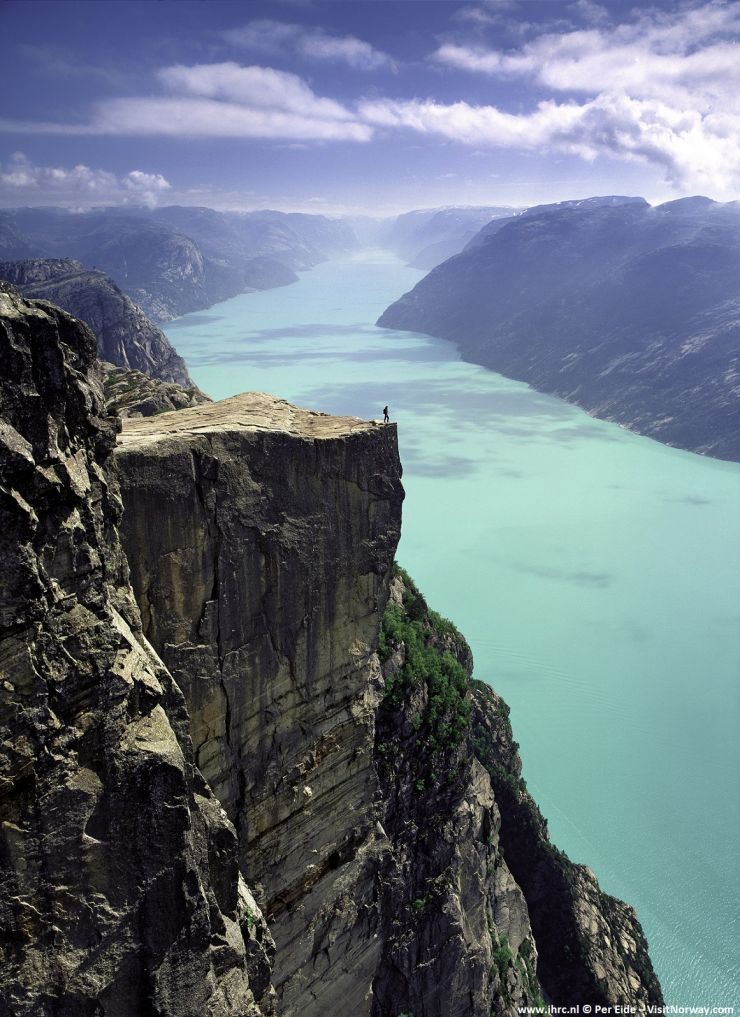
[114,397,404,1016]
[0,284,273,1017]
[114,397,662,1014]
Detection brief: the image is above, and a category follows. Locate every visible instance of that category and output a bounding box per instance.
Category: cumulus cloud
[428,0,740,193]
[223,19,396,71]
[0,153,171,207]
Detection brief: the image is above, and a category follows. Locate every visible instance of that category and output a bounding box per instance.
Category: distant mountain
[381,206,517,268]
[378,196,740,462]
[0,206,358,321]
[0,258,193,386]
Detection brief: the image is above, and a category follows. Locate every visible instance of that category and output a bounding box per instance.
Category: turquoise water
[166,251,740,1005]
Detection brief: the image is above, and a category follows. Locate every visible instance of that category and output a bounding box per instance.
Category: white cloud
[300,30,394,71]
[358,92,740,194]
[91,96,372,141]
[0,153,172,207]
[223,19,396,71]
[158,63,354,122]
[435,1,740,106]
[0,63,372,143]
[426,1,740,194]
[122,170,172,203]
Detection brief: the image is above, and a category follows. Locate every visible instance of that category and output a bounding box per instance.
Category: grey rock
[100,362,211,418]
[0,283,272,1017]
[470,681,663,1005]
[114,395,403,1016]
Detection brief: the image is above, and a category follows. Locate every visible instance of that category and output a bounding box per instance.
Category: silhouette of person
[383,405,389,424]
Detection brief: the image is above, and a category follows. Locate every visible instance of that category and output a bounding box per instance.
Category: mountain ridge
[378,195,740,461]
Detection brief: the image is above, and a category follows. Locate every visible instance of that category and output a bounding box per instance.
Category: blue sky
[1,0,738,214]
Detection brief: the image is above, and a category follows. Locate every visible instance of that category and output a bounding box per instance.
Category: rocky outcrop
[114,395,403,1016]
[0,277,662,1013]
[101,362,211,418]
[379,195,740,462]
[469,682,663,1005]
[0,283,273,1016]
[372,571,543,1016]
[0,258,194,386]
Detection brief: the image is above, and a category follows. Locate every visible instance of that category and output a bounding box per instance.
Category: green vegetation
[493,936,514,985]
[239,905,256,936]
[379,564,471,754]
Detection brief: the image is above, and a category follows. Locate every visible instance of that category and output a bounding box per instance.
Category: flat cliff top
[117,391,389,448]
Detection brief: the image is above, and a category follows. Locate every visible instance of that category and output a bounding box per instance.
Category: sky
[1,0,739,215]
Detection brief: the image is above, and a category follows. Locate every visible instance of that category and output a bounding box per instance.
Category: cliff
[114,398,662,1013]
[378,195,740,462]
[0,258,194,386]
[114,394,405,1016]
[0,284,273,1016]
[372,569,662,1011]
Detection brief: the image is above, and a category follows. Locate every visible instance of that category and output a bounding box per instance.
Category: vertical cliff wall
[115,397,404,1015]
[0,285,272,1017]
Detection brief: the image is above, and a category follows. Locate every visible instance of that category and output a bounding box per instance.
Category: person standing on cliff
[383,405,390,424]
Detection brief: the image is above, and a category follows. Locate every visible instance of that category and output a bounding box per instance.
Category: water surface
[167,250,740,1005]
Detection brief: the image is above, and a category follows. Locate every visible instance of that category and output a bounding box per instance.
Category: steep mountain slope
[0,258,193,385]
[379,196,740,461]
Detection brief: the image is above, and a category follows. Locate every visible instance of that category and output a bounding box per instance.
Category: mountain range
[0,206,358,321]
[379,196,740,461]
